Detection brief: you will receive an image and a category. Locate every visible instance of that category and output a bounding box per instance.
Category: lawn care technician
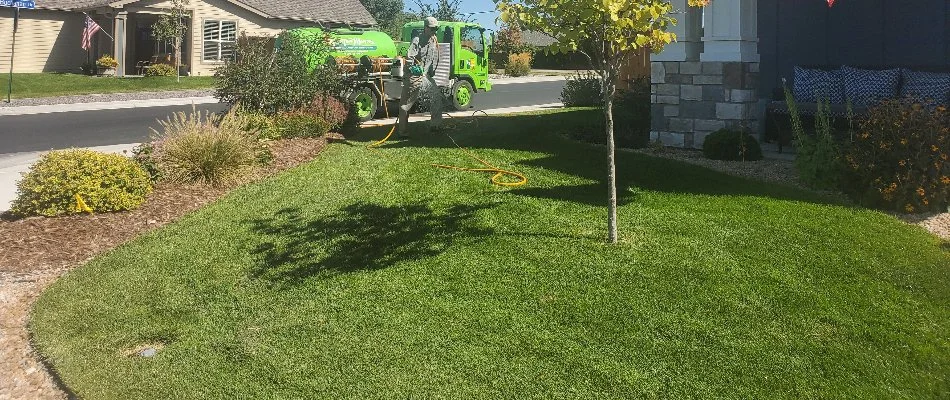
[398,16,442,137]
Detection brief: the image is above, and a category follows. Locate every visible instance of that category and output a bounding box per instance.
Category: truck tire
[353,86,379,122]
[450,80,475,111]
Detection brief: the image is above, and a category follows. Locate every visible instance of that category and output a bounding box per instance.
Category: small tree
[152,0,189,82]
[496,0,694,243]
[359,0,406,38]
[495,22,531,57]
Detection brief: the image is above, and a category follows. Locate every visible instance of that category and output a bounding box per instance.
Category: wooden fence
[617,48,651,89]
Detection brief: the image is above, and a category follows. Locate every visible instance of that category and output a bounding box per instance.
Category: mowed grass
[0,73,215,99]
[31,110,950,398]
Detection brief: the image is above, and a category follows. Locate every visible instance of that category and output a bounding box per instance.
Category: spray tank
[278,28,401,75]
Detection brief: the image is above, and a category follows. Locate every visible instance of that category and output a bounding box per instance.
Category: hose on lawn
[363,63,527,187]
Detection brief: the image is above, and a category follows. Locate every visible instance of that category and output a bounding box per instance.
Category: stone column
[653,0,703,63]
[650,0,704,147]
[700,0,759,63]
[686,0,760,148]
[113,11,128,77]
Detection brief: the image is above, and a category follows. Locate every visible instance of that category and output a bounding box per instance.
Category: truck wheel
[353,87,379,122]
[450,80,474,110]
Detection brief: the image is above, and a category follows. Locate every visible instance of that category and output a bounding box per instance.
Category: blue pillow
[841,66,900,107]
[793,67,843,103]
[900,69,950,106]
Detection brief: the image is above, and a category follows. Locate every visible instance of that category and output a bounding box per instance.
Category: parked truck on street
[281,20,493,121]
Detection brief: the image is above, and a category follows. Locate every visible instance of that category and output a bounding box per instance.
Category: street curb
[491,76,567,85]
[0,96,220,116]
[362,102,565,127]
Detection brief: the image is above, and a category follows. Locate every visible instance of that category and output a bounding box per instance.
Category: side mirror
[482,31,492,56]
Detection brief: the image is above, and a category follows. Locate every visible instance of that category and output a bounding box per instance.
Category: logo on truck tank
[334,38,379,52]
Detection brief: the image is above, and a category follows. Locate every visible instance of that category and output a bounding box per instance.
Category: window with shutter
[202,20,237,62]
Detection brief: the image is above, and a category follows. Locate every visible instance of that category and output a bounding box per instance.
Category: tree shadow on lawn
[245,201,494,284]
[355,111,843,207]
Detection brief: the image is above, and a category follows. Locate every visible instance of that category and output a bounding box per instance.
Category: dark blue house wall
[757,0,949,98]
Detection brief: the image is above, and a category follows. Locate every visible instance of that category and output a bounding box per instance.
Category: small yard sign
[2,0,33,102]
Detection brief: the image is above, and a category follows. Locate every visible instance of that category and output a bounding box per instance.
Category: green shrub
[504,52,532,77]
[488,59,498,75]
[841,100,950,213]
[276,110,331,138]
[238,110,281,141]
[144,63,176,77]
[11,149,152,217]
[214,32,347,113]
[152,108,268,185]
[702,128,764,161]
[783,83,842,189]
[561,72,603,107]
[130,142,162,181]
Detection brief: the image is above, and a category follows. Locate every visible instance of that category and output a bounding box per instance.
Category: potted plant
[96,54,118,76]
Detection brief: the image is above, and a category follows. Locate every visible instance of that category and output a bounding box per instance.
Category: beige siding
[132,0,316,76]
[0,9,87,73]
[0,0,324,75]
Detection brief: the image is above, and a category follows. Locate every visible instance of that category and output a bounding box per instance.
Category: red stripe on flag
[81,15,102,51]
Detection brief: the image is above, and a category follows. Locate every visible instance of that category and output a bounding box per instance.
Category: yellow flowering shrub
[11,149,152,217]
[505,52,532,77]
[842,100,950,213]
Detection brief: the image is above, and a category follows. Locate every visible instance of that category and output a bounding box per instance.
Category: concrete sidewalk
[0,76,566,117]
[0,102,564,212]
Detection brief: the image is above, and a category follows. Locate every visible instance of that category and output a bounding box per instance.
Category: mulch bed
[0,136,331,400]
[0,137,328,275]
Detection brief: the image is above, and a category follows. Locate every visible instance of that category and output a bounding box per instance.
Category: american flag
[81,14,101,51]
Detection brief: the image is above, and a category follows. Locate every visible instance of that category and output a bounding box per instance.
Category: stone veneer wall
[650,61,760,149]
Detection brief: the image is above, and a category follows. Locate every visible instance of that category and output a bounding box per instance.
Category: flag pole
[7,7,18,103]
[83,12,113,41]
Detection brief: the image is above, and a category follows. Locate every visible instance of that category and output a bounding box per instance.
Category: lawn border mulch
[0,136,330,275]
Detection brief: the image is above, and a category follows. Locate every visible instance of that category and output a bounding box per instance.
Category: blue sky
[405,0,501,31]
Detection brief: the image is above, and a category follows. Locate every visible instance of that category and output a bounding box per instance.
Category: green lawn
[0,73,215,99]
[31,110,950,398]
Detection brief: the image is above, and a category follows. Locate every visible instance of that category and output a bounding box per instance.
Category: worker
[398,16,442,138]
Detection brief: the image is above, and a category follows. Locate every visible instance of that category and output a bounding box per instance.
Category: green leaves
[495,0,682,61]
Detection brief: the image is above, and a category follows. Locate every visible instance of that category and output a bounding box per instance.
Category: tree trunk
[604,70,618,244]
[175,37,181,83]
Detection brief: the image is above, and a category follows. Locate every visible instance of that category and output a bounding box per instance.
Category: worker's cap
[425,16,439,28]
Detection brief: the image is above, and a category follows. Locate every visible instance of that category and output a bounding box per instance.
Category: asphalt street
[0,80,565,155]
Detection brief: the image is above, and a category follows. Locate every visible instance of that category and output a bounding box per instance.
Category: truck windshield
[460,26,484,53]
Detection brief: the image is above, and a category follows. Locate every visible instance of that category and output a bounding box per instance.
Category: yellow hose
[364,61,526,187]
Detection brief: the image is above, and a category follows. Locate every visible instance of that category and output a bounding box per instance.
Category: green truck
[284,20,493,121]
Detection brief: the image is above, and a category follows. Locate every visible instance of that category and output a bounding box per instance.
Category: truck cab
[398,21,492,110]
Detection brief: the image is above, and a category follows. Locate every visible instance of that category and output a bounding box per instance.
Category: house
[0,0,376,76]
[650,0,950,149]
[520,30,555,48]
